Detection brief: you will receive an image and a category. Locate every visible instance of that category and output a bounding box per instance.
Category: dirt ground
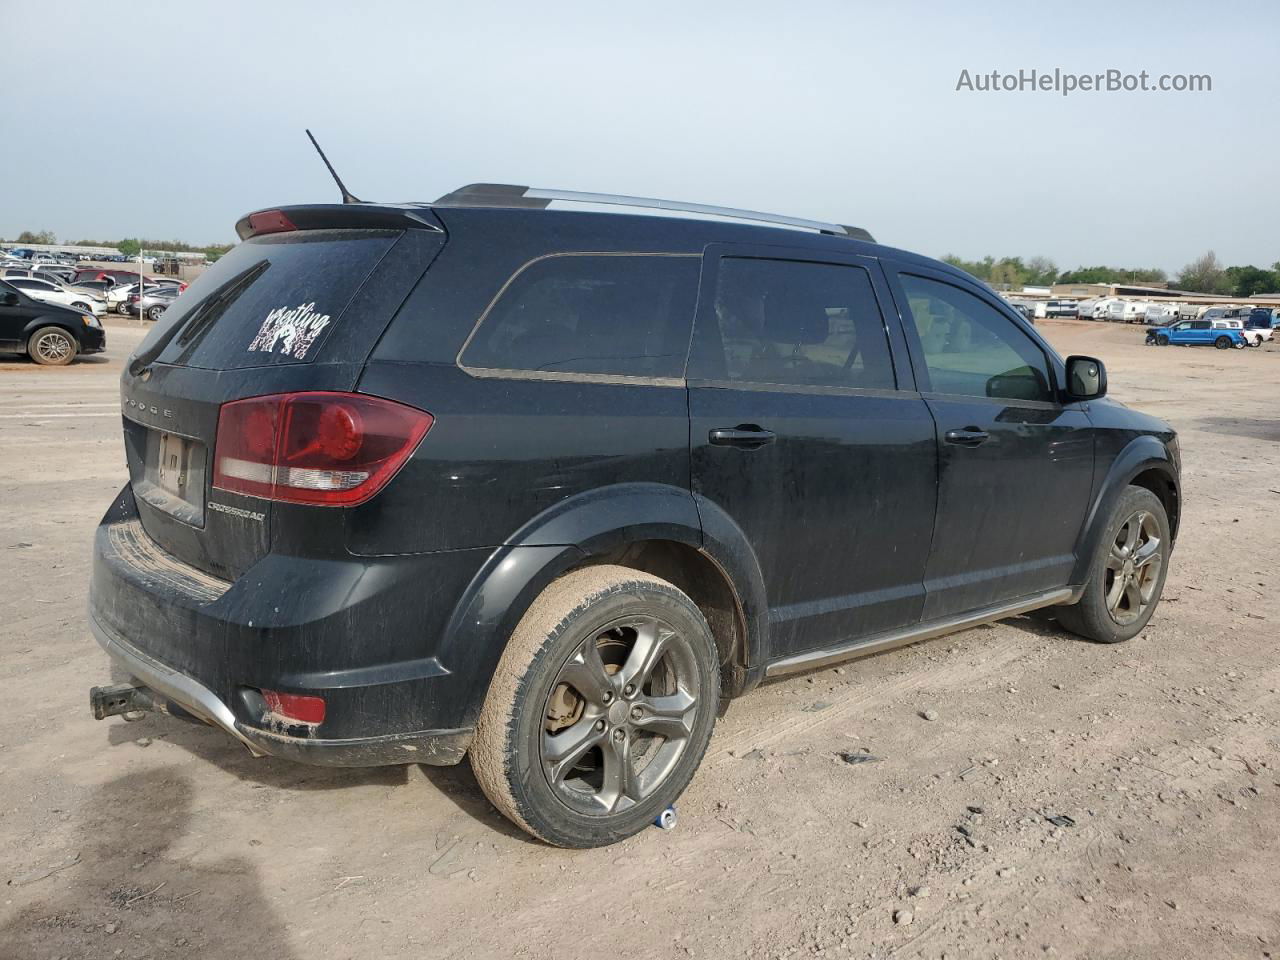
[1,317,1277,960]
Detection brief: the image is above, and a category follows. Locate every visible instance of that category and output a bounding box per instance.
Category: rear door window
[696,257,897,390]
[139,229,400,370]
[459,254,700,380]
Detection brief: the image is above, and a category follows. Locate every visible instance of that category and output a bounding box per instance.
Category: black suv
[0,278,106,365]
[88,185,1180,847]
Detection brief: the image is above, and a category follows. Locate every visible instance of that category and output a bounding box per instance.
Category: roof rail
[433,183,874,242]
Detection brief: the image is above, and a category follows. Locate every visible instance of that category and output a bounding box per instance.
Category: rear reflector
[212,392,433,506]
[261,689,326,725]
[246,209,297,235]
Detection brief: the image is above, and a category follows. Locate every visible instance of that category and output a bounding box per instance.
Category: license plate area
[136,430,207,526]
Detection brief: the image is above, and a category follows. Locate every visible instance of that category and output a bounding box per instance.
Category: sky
[4,0,1277,273]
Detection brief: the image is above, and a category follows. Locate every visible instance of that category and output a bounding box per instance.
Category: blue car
[1146,318,1246,349]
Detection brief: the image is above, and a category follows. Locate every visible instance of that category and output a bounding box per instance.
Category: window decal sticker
[248,302,331,359]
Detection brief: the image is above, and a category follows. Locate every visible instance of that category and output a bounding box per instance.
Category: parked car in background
[73,268,148,285]
[0,278,105,365]
[1146,318,1246,349]
[4,276,107,315]
[108,281,156,313]
[35,265,78,285]
[62,279,117,299]
[124,285,180,321]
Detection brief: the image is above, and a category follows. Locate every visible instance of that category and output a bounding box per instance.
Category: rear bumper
[90,610,472,766]
[88,486,491,766]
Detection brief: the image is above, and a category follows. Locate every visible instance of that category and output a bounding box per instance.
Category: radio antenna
[305,129,361,204]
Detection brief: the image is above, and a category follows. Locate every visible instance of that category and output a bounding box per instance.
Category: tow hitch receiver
[90,683,161,721]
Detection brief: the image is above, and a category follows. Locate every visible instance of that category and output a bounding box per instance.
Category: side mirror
[1065,355,1106,400]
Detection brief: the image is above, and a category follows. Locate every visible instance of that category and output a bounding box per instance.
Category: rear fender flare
[1071,436,1178,584]
[439,483,770,725]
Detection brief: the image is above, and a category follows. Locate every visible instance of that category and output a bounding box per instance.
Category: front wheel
[1156,334,1169,346]
[471,565,720,847]
[28,326,77,366]
[1055,486,1170,644]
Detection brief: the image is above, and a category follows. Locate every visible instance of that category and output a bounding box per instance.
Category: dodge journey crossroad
[88,184,1180,847]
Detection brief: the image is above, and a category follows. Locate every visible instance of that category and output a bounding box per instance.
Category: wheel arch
[439,483,770,728]
[1071,436,1180,585]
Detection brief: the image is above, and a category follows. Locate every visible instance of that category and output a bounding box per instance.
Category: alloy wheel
[1104,510,1162,626]
[540,616,700,816]
[34,331,72,363]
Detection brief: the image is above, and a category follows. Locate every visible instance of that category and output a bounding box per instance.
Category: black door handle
[944,427,990,447]
[709,426,776,449]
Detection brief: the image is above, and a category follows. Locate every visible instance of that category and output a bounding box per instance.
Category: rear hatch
[121,205,445,579]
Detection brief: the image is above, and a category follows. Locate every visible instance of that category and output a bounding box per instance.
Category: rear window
[137,229,399,370]
[459,254,700,380]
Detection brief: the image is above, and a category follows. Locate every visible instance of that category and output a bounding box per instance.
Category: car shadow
[102,713,540,844]
[0,768,298,960]
[106,713,409,792]
[417,762,546,846]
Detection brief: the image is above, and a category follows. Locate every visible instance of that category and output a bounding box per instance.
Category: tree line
[941,250,1280,297]
[8,230,233,261]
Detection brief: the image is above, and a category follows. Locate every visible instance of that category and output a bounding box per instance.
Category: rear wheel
[28,326,77,366]
[1056,486,1169,644]
[146,304,165,321]
[1215,336,1231,349]
[471,565,720,847]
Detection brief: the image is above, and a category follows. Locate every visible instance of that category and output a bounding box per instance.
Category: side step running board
[765,587,1079,677]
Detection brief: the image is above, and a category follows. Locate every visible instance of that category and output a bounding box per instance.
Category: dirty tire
[470,565,720,848]
[1056,486,1170,644]
[28,326,77,366]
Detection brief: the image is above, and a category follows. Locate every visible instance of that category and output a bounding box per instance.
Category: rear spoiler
[235,204,444,241]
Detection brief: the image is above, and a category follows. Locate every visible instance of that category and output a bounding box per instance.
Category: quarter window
[899,274,1054,402]
[460,255,699,379]
[701,257,896,389]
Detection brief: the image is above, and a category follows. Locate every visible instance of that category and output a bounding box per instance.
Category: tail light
[212,392,433,506]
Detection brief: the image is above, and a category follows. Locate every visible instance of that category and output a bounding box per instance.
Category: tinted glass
[703,258,896,389]
[899,274,1053,402]
[1191,320,1211,330]
[461,254,699,379]
[139,229,399,370]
